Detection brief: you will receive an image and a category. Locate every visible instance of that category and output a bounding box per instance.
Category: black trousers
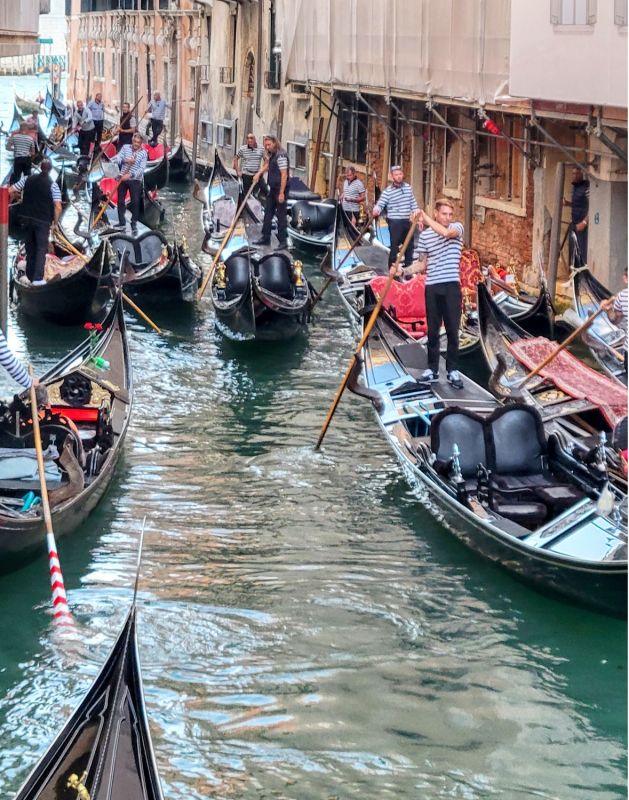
[261,187,287,244]
[426,281,461,374]
[23,220,50,282]
[388,218,413,267]
[569,223,588,267]
[117,179,142,226]
[148,119,164,145]
[78,128,95,156]
[241,173,255,197]
[10,156,31,183]
[93,119,104,150]
[116,134,133,152]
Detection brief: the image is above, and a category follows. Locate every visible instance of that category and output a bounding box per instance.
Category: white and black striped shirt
[236,144,265,175]
[7,133,34,158]
[341,177,365,212]
[115,145,148,179]
[416,222,464,286]
[12,175,62,201]
[373,182,418,220]
[0,330,31,388]
[613,287,628,331]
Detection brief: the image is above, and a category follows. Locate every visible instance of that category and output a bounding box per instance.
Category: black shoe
[420,369,439,383]
[274,241,288,251]
[131,224,138,235]
[253,237,271,245]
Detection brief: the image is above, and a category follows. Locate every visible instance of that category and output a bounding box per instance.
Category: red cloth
[370,275,428,338]
[509,337,627,427]
[460,248,482,299]
[143,143,169,161]
[101,141,116,159]
[99,177,120,206]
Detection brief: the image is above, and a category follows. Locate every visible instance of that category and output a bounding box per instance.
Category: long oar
[197,178,257,299]
[312,215,373,308]
[562,307,625,362]
[53,227,164,335]
[519,306,607,388]
[315,221,418,451]
[29,369,73,626]
[91,173,128,228]
[90,96,144,174]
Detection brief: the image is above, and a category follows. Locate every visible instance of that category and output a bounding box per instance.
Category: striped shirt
[0,330,31,388]
[236,144,265,175]
[147,98,168,120]
[373,182,418,219]
[11,175,62,201]
[115,145,148,179]
[87,99,105,121]
[416,222,464,286]
[613,287,628,330]
[341,177,365,212]
[6,133,34,157]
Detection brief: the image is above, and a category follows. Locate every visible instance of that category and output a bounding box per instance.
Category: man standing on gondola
[116,102,137,152]
[72,100,96,157]
[111,133,147,234]
[400,199,464,390]
[253,135,289,251]
[6,122,35,183]
[233,133,266,198]
[145,92,169,147]
[371,165,418,267]
[339,166,366,226]
[10,159,62,286]
[87,92,105,152]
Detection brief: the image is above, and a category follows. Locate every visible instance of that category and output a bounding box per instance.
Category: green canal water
[0,77,626,799]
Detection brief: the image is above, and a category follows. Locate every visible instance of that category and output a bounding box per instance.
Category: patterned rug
[509,337,627,426]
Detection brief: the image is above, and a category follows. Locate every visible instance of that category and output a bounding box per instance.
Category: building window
[550,0,597,25]
[80,48,88,78]
[614,0,628,25]
[94,50,104,80]
[267,1,281,90]
[217,122,234,149]
[476,116,527,213]
[111,50,117,83]
[338,92,368,164]
[287,141,307,172]
[201,121,213,144]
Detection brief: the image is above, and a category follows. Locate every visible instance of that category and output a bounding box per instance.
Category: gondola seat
[369,275,427,338]
[212,197,236,234]
[110,231,168,271]
[287,177,321,202]
[460,248,482,307]
[290,200,336,233]
[256,254,294,299]
[430,408,486,490]
[224,254,250,298]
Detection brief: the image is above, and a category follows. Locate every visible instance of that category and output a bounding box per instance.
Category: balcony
[219,66,235,85]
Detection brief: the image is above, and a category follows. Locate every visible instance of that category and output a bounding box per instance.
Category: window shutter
[587,0,597,24]
[550,0,561,24]
[614,0,628,25]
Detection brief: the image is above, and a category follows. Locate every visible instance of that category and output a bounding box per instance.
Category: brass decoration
[293,260,304,287]
[67,771,91,800]
[216,262,227,289]
[296,209,304,230]
[180,236,188,254]
[358,203,366,225]
[507,264,520,294]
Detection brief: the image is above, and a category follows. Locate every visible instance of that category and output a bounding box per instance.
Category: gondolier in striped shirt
[401,199,465,389]
[602,268,628,333]
[112,133,148,232]
[145,92,169,147]
[253,135,289,250]
[6,122,35,183]
[72,100,96,156]
[10,160,62,286]
[233,133,266,198]
[87,92,105,151]
[372,166,419,266]
[339,166,366,225]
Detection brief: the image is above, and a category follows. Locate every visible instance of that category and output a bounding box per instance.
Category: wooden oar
[28,368,73,626]
[52,227,164,335]
[519,306,607,388]
[90,96,143,174]
[315,220,418,451]
[197,179,257,299]
[311,215,373,308]
[562,307,625,362]
[92,174,127,228]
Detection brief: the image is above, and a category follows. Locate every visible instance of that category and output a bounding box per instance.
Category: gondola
[92,177,165,230]
[107,225,202,302]
[11,239,113,325]
[100,138,191,184]
[9,102,49,148]
[572,267,627,385]
[209,214,312,340]
[14,91,43,117]
[201,150,240,243]
[12,604,163,800]
[287,198,337,249]
[477,281,627,442]
[0,295,132,573]
[5,166,70,240]
[345,294,627,616]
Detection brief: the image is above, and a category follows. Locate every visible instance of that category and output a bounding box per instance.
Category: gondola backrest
[430,408,486,478]
[225,254,250,297]
[256,254,294,298]
[487,405,547,476]
[290,200,336,233]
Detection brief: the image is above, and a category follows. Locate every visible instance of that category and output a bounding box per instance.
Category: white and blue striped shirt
[115,145,148,179]
[7,133,34,157]
[236,144,265,175]
[374,182,418,220]
[613,287,628,331]
[341,177,365,212]
[0,329,31,388]
[11,175,62,201]
[416,222,464,286]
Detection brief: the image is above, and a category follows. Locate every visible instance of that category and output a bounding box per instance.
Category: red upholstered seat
[99,177,120,206]
[370,275,428,339]
[101,141,117,159]
[143,143,169,161]
[460,248,482,308]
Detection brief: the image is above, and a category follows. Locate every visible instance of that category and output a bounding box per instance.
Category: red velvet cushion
[369,275,428,337]
[143,143,169,161]
[101,141,116,159]
[98,177,120,206]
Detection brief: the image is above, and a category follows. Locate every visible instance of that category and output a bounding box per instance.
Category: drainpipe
[547,161,565,300]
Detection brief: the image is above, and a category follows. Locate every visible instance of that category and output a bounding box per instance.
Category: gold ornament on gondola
[358,203,366,225]
[293,260,304,286]
[296,209,304,230]
[216,262,226,289]
[180,235,188,254]
[67,771,91,800]
[507,264,520,294]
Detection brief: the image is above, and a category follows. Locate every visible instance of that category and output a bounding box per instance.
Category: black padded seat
[490,499,547,529]
[224,254,250,298]
[287,177,321,202]
[290,200,336,233]
[110,231,168,271]
[257,254,294,298]
[430,408,486,479]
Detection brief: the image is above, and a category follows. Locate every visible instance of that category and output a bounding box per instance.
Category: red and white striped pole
[29,370,73,626]
[0,185,9,334]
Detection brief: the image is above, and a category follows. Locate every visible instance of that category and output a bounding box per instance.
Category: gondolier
[0,328,36,389]
[402,199,464,389]
[253,135,289,251]
[116,102,137,151]
[87,92,105,151]
[72,100,96,156]
[112,133,148,233]
[145,92,168,147]
[339,166,366,225]
[602,269,628,332]
[233,133,266,197]
[566,167,589,267]
[10,159,62,286]
[372,166,418,267]
[6,122,35,183]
